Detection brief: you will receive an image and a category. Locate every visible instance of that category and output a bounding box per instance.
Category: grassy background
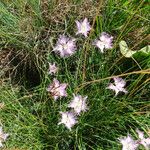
[0,0,150,149]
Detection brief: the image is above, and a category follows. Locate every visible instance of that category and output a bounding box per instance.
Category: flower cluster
[47,79,88,130]
[47,18,129,131]
[57,94,88,130]
[51,18,113,58]
[0,16,147,148]
[119,129,150,150]
[47,78,88,130]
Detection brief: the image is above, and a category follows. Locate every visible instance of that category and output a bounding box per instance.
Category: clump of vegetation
[0,0,149,149]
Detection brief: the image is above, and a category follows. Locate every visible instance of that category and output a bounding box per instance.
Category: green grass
[0,0,150,149]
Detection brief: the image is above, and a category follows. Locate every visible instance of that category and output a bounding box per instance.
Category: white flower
[53,35,77,57]
[107,77,128,96]
[119,135,139,150]
[136,129,150,150]
[48,62,58,75]
[58,112,77,130]
[0,126,9,148]
[47,78,67,100]
[68,94,88,115]
[93,32,113,53]
[75,18,91,37]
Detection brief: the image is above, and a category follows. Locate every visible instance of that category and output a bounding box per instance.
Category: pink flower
[136,129,150,150]
[68,94,88,115]
[75,18,91,37]
[58,111,77,130]
[48,62,58,75]
[107,77,128,96]
[0,126,9,148]
[119,135,139,150]
[93,32,113,53]
[47,78,67,100]
[53,35,77,57]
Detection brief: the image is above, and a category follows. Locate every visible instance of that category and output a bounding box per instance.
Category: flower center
[63,43,68,49]
[81,25,86,32]
[76,100,82,109]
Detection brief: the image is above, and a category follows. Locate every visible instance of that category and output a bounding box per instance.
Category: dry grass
[41,0,100,25]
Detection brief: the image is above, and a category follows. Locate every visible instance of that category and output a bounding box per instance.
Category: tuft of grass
[0,0,149,149]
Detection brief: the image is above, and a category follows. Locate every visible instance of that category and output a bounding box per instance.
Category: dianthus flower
[53,35,77,57]
[47,78,67,100]
[48,62,58,75]
[75,18,91,37]
[136,129,150,150]
[119,135,139,150]
[58,111,77,130]
[107,77,128,96]
[0,126,9,148]
[68,94,88,115]
[93,32,113,53]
